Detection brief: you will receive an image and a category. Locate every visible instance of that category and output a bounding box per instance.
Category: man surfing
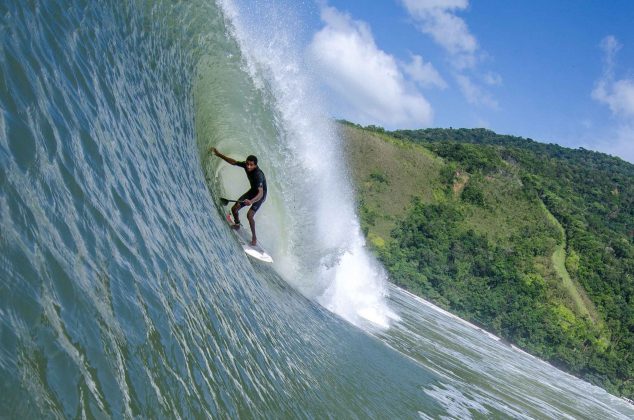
[211,148,267,246]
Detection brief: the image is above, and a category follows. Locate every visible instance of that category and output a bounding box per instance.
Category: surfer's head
[245,155,258,171]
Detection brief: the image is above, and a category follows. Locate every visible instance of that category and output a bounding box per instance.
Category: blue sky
[300,1,634,162]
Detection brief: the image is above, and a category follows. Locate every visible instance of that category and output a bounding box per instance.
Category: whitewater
[1,0,632,417]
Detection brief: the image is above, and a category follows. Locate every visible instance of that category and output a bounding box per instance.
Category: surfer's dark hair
[246,155,258,165]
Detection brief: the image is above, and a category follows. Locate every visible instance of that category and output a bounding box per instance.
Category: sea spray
[2,1,633,417]
[211,0,397,327]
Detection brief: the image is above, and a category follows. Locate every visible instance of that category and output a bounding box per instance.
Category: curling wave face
[1,0,633,418]
[196,0,396,328]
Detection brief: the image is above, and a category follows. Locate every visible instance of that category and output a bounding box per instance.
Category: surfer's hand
[210,147,218,156]
[243,199,252,206]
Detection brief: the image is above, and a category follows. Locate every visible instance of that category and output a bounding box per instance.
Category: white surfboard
[226,214,273,263]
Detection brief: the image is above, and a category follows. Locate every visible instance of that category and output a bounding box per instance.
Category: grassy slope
[539,200,600,322]
[341,123,596,320]
[342,124,443,244]
[342,123,634,397]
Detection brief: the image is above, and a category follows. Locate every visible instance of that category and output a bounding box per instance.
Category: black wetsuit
[236,161,267,213]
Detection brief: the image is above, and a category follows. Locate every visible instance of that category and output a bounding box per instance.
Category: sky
[300,0,634,163]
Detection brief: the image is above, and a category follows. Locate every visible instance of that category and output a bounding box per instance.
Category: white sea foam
[215,0,397,328]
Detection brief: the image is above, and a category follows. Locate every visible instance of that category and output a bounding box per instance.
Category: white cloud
[594,79,634,119]
[455,74,498,109]
[400,0,477,69]
[400,0,500,111]
[599,35,620,73]
[483,71,503,86]
[591,36,634,162]
[308,6,433,127]
[592,36,634,118]
[402,54,447,89]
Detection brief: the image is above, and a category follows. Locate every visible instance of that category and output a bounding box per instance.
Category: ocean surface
[1,0,633,418]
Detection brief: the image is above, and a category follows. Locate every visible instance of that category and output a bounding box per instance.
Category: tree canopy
[341,122,634,399]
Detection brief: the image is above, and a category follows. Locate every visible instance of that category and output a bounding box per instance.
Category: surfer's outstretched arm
[210,147,237,165]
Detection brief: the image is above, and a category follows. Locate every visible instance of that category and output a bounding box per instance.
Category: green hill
[340,122,634,399]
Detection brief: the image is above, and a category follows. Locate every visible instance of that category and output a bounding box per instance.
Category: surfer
[211,148,267,246]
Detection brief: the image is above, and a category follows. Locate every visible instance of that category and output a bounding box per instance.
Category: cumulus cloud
[400,0,477,69]
[402,54,447,89]
[592,36,634,118]
[593,74,634,119]
[400,0,499,110]
[591,36,634,162]
[308,6,433,127]
[455,74,498,109]
[483,72,503,86]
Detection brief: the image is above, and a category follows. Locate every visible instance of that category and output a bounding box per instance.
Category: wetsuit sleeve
[236,161,246,168]
[255,171,265,188]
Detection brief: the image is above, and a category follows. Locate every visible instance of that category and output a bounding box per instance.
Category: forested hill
[340,121,634,399]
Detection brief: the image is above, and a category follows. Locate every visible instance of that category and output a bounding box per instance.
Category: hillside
[340,122,634,399]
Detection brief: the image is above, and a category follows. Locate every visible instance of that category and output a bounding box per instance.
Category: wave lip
[208,0,396,328]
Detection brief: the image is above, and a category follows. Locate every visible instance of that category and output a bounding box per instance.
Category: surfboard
[225,214,273,263]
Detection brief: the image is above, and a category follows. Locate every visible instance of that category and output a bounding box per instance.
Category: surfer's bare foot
[231,223,240,230]
[250,238,257,246]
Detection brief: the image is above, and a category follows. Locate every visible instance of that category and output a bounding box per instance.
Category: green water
[0,0,632,418]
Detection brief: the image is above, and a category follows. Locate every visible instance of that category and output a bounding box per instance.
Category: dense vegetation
[340,122,634,399]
